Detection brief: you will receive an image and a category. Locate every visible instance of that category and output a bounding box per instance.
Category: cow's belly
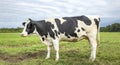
[59,34,87,42]
[60,37,78,42]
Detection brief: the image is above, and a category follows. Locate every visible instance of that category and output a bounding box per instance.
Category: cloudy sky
[0,0,120,28]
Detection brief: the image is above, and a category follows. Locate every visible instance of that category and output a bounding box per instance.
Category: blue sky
[0,0,120,28]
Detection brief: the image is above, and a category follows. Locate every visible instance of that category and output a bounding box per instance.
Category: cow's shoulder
[35,20,56,39]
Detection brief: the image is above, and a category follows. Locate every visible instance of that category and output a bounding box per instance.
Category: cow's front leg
[43,40,52,60]
[52,38,59,61]
[45,45,51,59]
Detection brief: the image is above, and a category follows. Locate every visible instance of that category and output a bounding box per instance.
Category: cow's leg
[52,38,59,61]
[43,40,52,59]
[45,45,51,59]
[88,33,97,61]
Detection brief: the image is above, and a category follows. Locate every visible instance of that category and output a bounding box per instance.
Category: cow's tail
[97,17,100,46]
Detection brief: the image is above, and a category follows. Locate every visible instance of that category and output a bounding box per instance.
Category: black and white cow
[21,15,100,61]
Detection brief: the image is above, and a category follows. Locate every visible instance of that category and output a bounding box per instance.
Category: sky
[0,0,120,28]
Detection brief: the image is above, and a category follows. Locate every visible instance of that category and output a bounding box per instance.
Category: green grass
[0,32,120,65]
[0,33,46,55]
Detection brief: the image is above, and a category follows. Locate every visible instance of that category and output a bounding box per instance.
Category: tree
[0,27,23,33]
[100,23,120,32]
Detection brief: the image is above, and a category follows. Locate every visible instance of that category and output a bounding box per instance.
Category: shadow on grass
[0,50,46,63]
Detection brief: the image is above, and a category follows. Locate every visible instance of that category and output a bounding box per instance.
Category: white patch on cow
[58,18,66,24]
[86,15,99,20]
[45,18,66,24]
[43,38,53,45]
[21,19,31,36]
[45,18,59,32]
[77,19,92,33]
[58,33,77,42]
[74,27,85,38]
[33,27,37,34]
[21,28,28,36]
[74,27,79,34]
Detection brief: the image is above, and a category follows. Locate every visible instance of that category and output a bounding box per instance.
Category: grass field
[0,32,120,65]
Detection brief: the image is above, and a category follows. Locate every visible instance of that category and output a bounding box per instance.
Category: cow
[21,15,100,61]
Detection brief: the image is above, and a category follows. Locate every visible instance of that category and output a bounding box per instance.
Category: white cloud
[0,0,120,27]
[37,0,55,2]
[0,22,22,28]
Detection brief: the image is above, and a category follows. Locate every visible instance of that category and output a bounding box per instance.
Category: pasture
[0,32,120,65]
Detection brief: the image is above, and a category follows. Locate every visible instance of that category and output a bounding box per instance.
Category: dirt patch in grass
[0,50,46,63]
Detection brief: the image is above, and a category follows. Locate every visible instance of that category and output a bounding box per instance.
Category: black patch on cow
[47,21,54,29]
[67,36,70,38]
[54,30,58,37]
[77,29,80,32]
[42,37,45,41]
[94,18,99,29]
[26,22,35,34]
[34,20,55,39]
[73,33,78,37]
[71,15,91,25]
[81,27,85,31]
[55,18,78,38]
[65,33,70,38]
[63,17,78,27]
[58,32,60,35]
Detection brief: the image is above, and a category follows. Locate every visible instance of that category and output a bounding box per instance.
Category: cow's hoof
[55,58,59,61]
[45,57,50,59]
[89,57,95,62]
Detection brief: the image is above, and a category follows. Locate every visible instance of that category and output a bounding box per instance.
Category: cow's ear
[22,22,26,26]
[28,18,32,21]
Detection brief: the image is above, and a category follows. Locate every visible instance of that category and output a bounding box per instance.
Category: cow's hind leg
[87,32,97,61]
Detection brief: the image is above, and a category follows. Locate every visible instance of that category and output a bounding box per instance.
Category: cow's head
[21,18,35,37]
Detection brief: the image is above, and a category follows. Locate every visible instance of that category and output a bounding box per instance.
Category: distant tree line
[0,23,120,33]
[100,23,120,32]
[0,27,23,33]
